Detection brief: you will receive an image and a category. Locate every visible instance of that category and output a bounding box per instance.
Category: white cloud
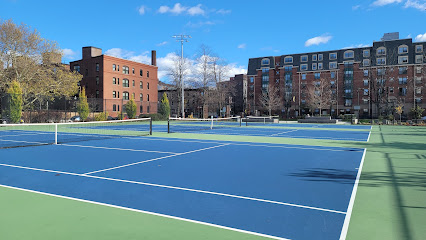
[158,3,188,15]
[305,34,332,47]
[157,41,168,46]
[404,0,426,11]
[62,48,76,58]
[187,4,205,16]
[372,0,403,6]
[227,63,247,76]
[216,9,231,14]
[343,44,371,49]
[105,48,151,64]
[415,33,426,42]
[237,43,246,49]
[138,5,146,15]
[352,5,361,10]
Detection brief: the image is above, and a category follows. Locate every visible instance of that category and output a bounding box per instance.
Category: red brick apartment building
[70,47,158,117]
[247,33,426,118]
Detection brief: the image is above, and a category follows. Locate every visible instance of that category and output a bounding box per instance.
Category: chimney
[82,47,102,59]
[151,50,157,66]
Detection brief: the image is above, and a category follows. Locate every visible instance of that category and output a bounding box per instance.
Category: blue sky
[1,0,425,82]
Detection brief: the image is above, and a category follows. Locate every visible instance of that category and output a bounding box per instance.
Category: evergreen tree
[158,92,170,119]
[125,98,137,119]
[5,80,23,123]
[77,88,89,121]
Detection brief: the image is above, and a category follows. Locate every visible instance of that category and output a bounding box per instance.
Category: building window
[140,93,143,101]
[96,90,99,98]
[302,74,306,80]
[329,62,337,69]
[363,59,370,66]
[284,66,292,71]
[377,68,386,76]
[398,45,408,54]
[96,76,99,85]
[261,58,270,65]
[113,91,117,98]
[73,65,80,73]
[300,64,308,71]
[117,78,120,85]
[318,62,323,70]
[345,99,352,107]
[132,80,135,87]
[377,47,386,55]
[117,91,120,98]
[312,63,317,70]
[262,68,269,74]
[329,53,337,60]
[377,58,386,65]
[417,67,423,74]
[117,65,119,71]
[363,80,369,86]
[364,70,369,77]
[344,50,354,59]
[132,93,135,100]
[399,87,407,96]
[363,50,370,57]
[314,73,321,79]
[122,66,129,74]
[113,77,116,84]
[398,56,408,64]
[140,69,143,76]
[399,67,408,75]
[147,94,150,102]
[416,87,422,94]
[312,55,317,61]
[318,54,323,61]
[123,92,129,100]
[140,105,143,113]
[284,56,293,63]
[416,45,423,53]
[399,77,407,84]
[416,55,423,64]
[123,79,129,87]
[113,64,116,71]
[147,71,149,77]
[389,87,394,93]
[147,106,150,113]
[147,82,150,89]
[330,72,336,79]
[301,55,308,62]
[140,81,143,89]
[132,68,135,74]
[113,104,117,111]
[364,89,369,96]
[250,77,254,83]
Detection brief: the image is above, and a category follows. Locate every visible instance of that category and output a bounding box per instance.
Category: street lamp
[172,35,191,118]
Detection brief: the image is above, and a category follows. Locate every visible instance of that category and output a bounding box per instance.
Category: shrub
[95,112,108,121]
[77,88,89,121]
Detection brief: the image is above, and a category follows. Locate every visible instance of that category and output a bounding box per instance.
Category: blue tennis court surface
[0,136,365,240]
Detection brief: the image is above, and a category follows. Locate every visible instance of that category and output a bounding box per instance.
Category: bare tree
[307,78,332,116]
[0,19,81,108]
[167,52,190,117]
[260,84,282,116]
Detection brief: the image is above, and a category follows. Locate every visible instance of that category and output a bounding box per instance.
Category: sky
[1,0,425,83]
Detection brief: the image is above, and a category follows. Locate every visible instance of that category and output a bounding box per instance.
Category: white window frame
[363,59,370,66]
[318,62,323,70]
[344,50,354,59]
[261,58,270,65]
[398,56,408,64]
[416,55,423,64]
[300,64,308,71]
[417,67,423,74]
[416,45,423,53]
[329,52,337,60]
[284,56,293,63]
[363,50,370,58]
[377,57,386,65]
[329,62,337,69]
[398,45,409,54]
[318,54,323,61]
[377,47,386,56]
[312,63,317,70]
[300,55,308,62]
[312,54,317,61]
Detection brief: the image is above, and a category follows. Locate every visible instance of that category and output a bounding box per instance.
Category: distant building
[158,88,203,118]
[247,33,426,118]
[218,74,248,115]
[70,47,158,117]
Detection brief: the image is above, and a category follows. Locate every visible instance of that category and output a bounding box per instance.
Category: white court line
[83,143,231,175]
[0,163,345,215]
[269,129,299,137]
[0,132,53,138]
[120,136,364,152]
[0,139,49,145]
[339,148,367,240]
[367,131,371,142]
[60,144,178,155]
[0,184,290,240]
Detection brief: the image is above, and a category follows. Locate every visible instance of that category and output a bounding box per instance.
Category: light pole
[172,35,191,118]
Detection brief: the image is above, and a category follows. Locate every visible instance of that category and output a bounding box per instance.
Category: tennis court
[0,124,366,240]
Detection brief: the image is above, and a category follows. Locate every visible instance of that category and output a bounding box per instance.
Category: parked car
[69,116,81,122]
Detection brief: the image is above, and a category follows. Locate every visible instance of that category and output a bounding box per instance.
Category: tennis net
[0,118,152,149]
[168,116,241,133]
[242,116,279,126]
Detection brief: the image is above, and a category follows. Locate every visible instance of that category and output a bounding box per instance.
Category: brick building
[70,47,158,117]
[247,33,426,118]
[218,74,248,115]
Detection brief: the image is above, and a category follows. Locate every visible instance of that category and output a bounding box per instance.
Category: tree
[77,88,89,121]
[395,104,403,122]
[410,105,424,121]
[260,84,282,116]
[167,52,190,117]
[125,98,137,119]
[158,92,170,119]
[4,80,23,123]
[307,78,332,116]
[0,19,81,109]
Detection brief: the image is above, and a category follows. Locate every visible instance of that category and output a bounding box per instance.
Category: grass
[0,124,425,239]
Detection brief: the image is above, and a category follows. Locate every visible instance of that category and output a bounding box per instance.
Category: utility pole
[172,35,191,118]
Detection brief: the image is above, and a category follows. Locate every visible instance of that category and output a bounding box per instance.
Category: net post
[149,118,152,135]
[54,123,58,145]
[210,116,213,130]
[167,119,170,133]
[239,116,241,127]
